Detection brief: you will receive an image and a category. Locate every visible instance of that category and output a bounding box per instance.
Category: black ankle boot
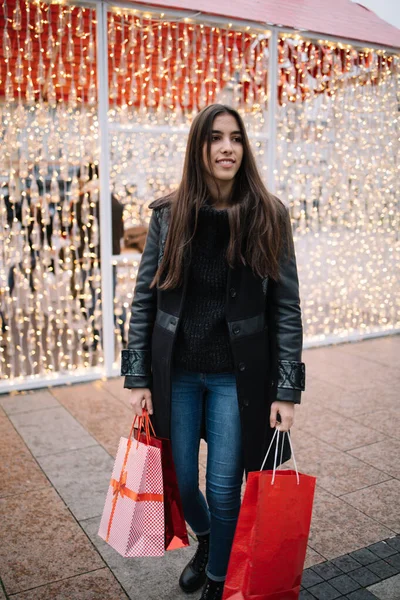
[199,577,224,600]
[179,533,210,593]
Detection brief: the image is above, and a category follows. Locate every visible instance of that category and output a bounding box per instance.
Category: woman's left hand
[270,401,295,432]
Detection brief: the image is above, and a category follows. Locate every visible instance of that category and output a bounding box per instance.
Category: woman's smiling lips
[216,158,236,168]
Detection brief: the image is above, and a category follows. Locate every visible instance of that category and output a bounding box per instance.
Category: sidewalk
[1,335,399,600]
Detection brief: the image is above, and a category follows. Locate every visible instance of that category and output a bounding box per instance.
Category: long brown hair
[151,104,292,290]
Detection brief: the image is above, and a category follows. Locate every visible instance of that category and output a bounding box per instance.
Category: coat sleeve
[121,210,160,389]
[271,207,305,404]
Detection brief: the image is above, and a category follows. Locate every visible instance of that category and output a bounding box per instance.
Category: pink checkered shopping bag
[98,414,164,557]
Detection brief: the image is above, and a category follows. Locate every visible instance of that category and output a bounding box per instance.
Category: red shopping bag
[135,412,190,551]
[223,431,316,600]
[98,414,164,557]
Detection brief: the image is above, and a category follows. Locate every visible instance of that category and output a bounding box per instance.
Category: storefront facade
[0,0,399,391]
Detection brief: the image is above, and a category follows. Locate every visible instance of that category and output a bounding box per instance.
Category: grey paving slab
[37,445,115,521]
[367,574,400,599]
[0,390,59,415]
[10,406,97,458]
[80,515,196,600]
[386,537,400,552]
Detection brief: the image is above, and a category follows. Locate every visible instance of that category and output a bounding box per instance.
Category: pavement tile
[301,569,324,588]
[37,445,115,521]
[349,567,381,587]
[300,591,316,600]
[342,480,400,533]
[331,555,362,573]
[51,381,132,457]
[304,346,400,392]
[367,574,400,600]
[367,541,398,559]
[80,515,196,599]
[308,581,342,599]
[337,335,400,368]
[100,378,128,405]
[367,560,398,580]
[285,432,390,497]
[349,440,400,480]
[0,415,48,499]
[0,390,59,415]
[305,546,327,569]
[9,406,97,458]
[330,574,361,595]
[386,537,400,552]
[311,563,343,580]
[0,487,104,595]
[294,404,384,451]
[384,554,400,572]
[349,548,381,566]
[315,385,399,418]
[9,569,128,600]
[345,590,378,599]
[308,488,392,559]
[357,409,400,442]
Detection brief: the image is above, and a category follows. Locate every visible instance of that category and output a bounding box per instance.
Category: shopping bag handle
[128,409,156,447]
[260,429,300,485]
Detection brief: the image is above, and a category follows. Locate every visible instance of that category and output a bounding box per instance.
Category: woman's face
[202,113,244,184]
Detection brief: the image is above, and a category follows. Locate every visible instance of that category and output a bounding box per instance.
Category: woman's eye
[233,137,242,143]
[211,135,220,142]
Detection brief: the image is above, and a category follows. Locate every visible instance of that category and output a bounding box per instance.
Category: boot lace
[200,579,224,600]
[190,537,209,572]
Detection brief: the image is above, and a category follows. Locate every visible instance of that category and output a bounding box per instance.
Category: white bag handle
[260,429,300,485]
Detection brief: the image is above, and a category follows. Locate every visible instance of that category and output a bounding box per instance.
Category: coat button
[233,326,240,335]
[239,362,246,372]
[170,318,176,326]
[230,287,237,298]
[243,397,249,407]
[271,379,275,387]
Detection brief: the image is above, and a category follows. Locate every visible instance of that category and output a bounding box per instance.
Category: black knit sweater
[173,202,235,373]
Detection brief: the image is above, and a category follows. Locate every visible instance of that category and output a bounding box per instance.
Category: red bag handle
[128,409,156,447]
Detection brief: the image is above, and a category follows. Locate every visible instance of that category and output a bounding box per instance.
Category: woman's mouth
[216,159,235,168]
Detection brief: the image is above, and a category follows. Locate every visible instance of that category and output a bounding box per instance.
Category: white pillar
[267,28,279,194]
[96,0,115,376]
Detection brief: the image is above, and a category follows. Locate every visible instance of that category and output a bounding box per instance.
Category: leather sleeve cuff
[276,387,302,404]
[278,360,305,391]
[124,375,152,389]
[121,349,151,377]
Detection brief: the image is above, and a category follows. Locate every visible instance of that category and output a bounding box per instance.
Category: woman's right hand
[129,388,153,416]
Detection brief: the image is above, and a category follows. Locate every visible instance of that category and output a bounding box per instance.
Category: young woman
[121,104,305,600]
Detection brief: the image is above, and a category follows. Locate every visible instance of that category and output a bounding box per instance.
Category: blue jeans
[170,368,244,582]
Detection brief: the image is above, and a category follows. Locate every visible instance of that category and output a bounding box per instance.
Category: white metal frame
[1,0,398,394]
[96,0,115,377]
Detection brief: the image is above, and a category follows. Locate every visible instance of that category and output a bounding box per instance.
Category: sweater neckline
[201,197,229,214]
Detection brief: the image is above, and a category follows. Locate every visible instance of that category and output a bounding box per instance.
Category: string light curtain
[276,35,400,341]
[0,2,270,383]
[0,0,101,382]
[0,1,399,388]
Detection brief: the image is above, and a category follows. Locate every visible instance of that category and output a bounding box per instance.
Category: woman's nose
[221,138,233,153]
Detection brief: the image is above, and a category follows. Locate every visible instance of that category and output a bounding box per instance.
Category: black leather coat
[121,198,305,473]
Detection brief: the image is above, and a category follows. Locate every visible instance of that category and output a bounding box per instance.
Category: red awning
[132,0,400,49]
